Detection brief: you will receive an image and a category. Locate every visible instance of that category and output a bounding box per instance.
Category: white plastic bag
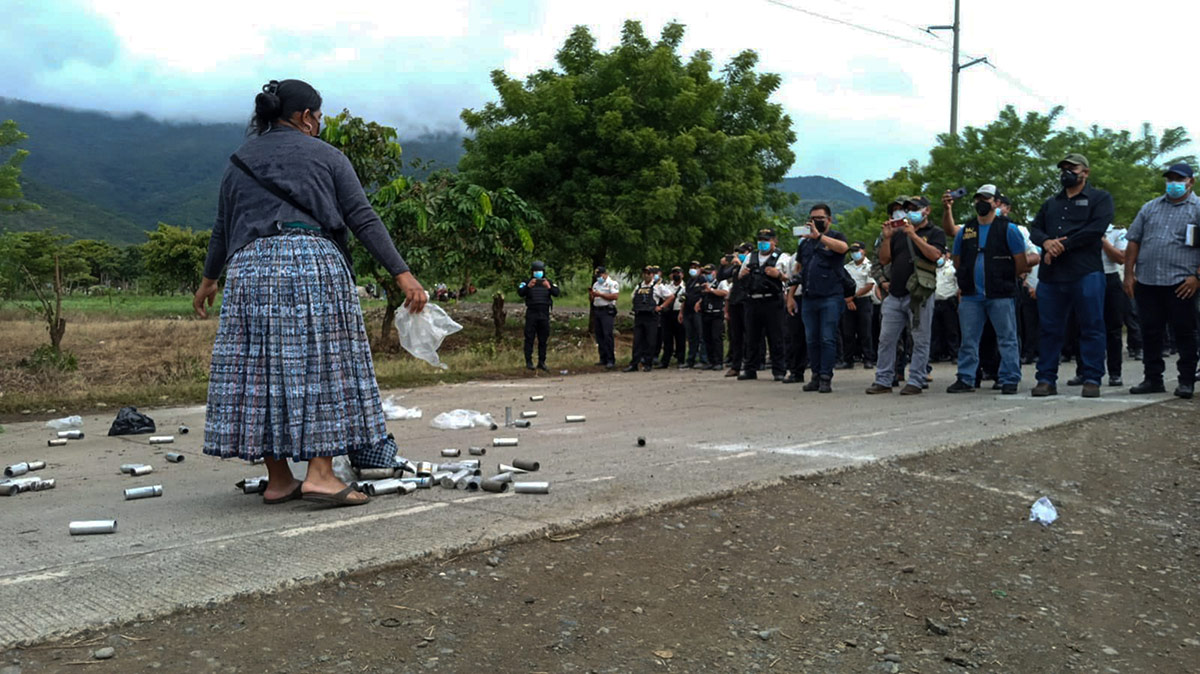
[46,415,83,430]
[431,409,497,431]
[381,395,422,420]
[1029,496,1058,526]
[394,303,462,370]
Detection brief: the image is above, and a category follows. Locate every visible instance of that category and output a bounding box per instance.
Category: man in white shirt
[589,266,620,369]
[931,253,959,363]
[838,242,876,369]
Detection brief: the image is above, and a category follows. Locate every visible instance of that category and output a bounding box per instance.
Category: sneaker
[1174,383,1195,399]
[1129,380,1165,394]
[1031,382,1057,397]
[724,368,739,377]
[737,371,758,381]
[946,378,974,393]
[1066,375,1084,386]
[899,384,923,395]
[802,379,820,392]
[818,379,832,393]
[865,383,893,395]
[1001,383,1018,395]
[1107,375,1122,387]
[782,374,800,384]
[1081,382,1101,398]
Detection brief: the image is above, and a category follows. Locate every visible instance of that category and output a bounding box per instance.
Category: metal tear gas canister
[358,467,395,480]
[529,395,544,402]
[464,476,482,491]
[520,411,538,418]
[399,476,433,489]
[165,452,185,463]
[398,481,418,495]
[458,459,481,470]
[416,461,435,476]
[511,459,540,472]
[637,436,646,447]
[57,430,84,439]
[28,461,47,471]
[47,438,68,447]
[440,448,461,458]
[489,471,514,484]
[148,436,174,444]
[119,464,143,474]
[512,419,531,429]
[398,459,419,475]
[513,481,550,494]
[130,465,153,476]
[69,520,117,535]
[350,481,371,492]
[178,425,190,434]
[497,463,528,475]
[481,478,509,493]
[1,477,54,494]
[27,478,56,492]
[505,406,513,427]
[468,446,486,456]
[124,485,163,500]
[565,415,586,423]
[365,479,403,496]
[493,438,518,447]
[4,463,29,477]
[443,469,472,489]
[0,483,17,496]
[237,477,268,494]
[431,470,453,484]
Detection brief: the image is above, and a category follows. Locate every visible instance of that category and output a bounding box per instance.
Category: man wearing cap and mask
[942,185,1030,394]
[720,244,754,377]
[680,260,706,368]
[697,264,730,371]
[1124,162,1200,399]
[657,266,686,368]
[840,241,876,369]
[1027,153,1115,398]
[517,260,560,371]
[793,204,851,392]
[625,265,662,372]
[739,228,788,381]
[589,266,620,369]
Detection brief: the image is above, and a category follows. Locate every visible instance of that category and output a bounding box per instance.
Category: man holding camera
[1124,162,1200,399]
[739,228,787,381]
[518,260,560,371]
[867,195,946,395]
[590,266,620,370]
[1027,153,1115,398]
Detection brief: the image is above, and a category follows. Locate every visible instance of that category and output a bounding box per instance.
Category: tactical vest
[632,282,658,313]
[701,284,724,314]
[746,252,784,297]
[523,278,554,308]
[956,218,1017,298]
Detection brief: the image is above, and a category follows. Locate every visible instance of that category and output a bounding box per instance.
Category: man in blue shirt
[943,184,1030,394]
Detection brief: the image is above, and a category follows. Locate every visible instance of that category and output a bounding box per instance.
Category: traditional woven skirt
[202,231,396,467]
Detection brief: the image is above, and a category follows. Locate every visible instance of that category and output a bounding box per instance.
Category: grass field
[0,293,637,419]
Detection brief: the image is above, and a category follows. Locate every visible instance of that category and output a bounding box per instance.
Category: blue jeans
[1036,273,1106,385]
[802,295,845,379]
[957,297,1021,386]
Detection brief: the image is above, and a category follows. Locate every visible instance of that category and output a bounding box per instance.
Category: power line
[763,0,946,53]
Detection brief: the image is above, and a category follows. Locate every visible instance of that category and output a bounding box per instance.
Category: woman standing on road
[193,79,426,507]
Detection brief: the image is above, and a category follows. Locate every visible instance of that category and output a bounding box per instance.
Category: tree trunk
[377,273,402,353]
[50,256,65,353]
[491,292,506,340]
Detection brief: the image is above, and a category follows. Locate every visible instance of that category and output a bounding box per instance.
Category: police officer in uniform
[739,228,787,381]
[657,266,687,367]
[590,266,620,369]
[625,265,661,372]
[698,263,729,370]
[719,245,751,376]
[517,260,559,371]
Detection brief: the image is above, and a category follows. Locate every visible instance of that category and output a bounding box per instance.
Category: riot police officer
[739,228,787,381]
[517,260,560,371]
[698,264,729,370]
[626,266,661,372]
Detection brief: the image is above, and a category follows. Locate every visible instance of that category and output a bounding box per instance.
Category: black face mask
[812,219,828,232]
[672,274,682,281]
[1060,169,1080,188]
[974,201,993,217]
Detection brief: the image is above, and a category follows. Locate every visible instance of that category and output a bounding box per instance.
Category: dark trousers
[660,312,685,365]
[1036,273,1106,385]
[803,295,844,379]
[786,302,808,376]
[682,310,703,365]
[1124,295,1142,353]
[744,298,786,376]
[978,320,999,380]
[593,306,616,365]
[1017,285,1039,360]
[523,310,550,364]
[931,298,960,361]
[1102,273,1125,377]
[1135,283,1198,386]
[631,312,659,366]
[701,313,724,368]
[727,302,747,370]
[841,300,874,364]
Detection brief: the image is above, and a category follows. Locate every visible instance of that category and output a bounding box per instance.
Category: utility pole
[928,0,987,138]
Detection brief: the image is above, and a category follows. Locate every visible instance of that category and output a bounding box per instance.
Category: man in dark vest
[719,244,753,377]
[517,260,559,371]
[738,228,787,381]
[625,265,661,372]
[943,185,1030,394]
[698,263,730,370]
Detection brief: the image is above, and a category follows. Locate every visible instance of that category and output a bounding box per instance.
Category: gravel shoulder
[4,401,1198,673]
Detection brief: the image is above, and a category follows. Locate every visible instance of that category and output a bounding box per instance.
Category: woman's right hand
[395,271,428,313]
[193,278,218,319]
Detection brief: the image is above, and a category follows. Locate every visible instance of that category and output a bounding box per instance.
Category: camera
[949,187,967,199]
[885,218,907,229]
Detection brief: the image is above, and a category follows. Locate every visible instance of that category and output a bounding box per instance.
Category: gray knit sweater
[202,125,409,279]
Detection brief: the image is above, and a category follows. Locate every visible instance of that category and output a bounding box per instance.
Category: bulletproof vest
[701,281,724,313]
[956,218,1017,298]
[632,282,658,313]
[523,278,553,307]
[746,252,784,297]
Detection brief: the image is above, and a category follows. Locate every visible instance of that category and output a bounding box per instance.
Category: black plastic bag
[107,406,156,436]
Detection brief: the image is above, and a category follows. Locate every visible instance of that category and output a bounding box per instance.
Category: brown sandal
[263,482,303,505]
[301,485,370,507]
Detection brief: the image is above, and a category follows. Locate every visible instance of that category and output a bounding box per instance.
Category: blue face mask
[757,241,772,253]
[907,210,925,224]
[1166,181,1188,199]
[737,253,748,263]
[706,274,715,282]
[533,271,544,279]
[654,274,661,282]
[688,268,698,277]
[995,208,1003,218]
[851,251,864,262]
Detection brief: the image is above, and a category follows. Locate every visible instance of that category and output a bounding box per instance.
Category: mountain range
[0,98,870,244]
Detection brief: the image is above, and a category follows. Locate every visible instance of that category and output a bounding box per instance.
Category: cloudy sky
[2,0,1194,190]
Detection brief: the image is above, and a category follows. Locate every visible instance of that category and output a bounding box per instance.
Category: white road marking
[456,492,515,504]
[0,570,70,586]
[277,502,448,538]
[716,451,757,461]
[579,475,616,483]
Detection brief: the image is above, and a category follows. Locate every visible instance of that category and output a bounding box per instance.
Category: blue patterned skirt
[202,231,397,467]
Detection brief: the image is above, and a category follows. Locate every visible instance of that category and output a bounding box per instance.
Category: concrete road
[0,361,1178,647]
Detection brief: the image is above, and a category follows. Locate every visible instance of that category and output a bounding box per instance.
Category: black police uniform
[742,249,786,379]
[517,272,559,368]
[719,261,747,372]
[658,279,686,366]
[682,274,706,366]
[628,279,660,370]
[784,269,808,381]
[699,276,725,370]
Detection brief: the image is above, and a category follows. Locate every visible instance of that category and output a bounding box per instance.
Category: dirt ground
[4,401,1198,673]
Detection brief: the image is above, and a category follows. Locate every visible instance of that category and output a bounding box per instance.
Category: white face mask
[891,209,905,221]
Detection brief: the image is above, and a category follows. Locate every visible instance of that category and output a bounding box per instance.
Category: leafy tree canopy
[1,119,37,213]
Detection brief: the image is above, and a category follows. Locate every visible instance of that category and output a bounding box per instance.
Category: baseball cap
[974,184,998,199]
[1163,162,1195,180]
[888,195,911,207]
[689,260,701,267]
[531,260,545,271]
[904,196,930,209]
[997,195,1011,206]
[702,263,715,272]
[849,242,863,251]
[594,265,606,274]
[642,265,654,273]
[757,228,775,240]
[1058,153,1090,169]
[670,266,683,273]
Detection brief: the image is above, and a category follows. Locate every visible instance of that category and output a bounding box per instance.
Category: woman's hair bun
[254,91,282,118]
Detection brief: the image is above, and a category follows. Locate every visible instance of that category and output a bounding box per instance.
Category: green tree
[460,20,796,273]
[0,119,38,212]
[65,238,123,289]
[143,223,210,294]
[0,229,87,296]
